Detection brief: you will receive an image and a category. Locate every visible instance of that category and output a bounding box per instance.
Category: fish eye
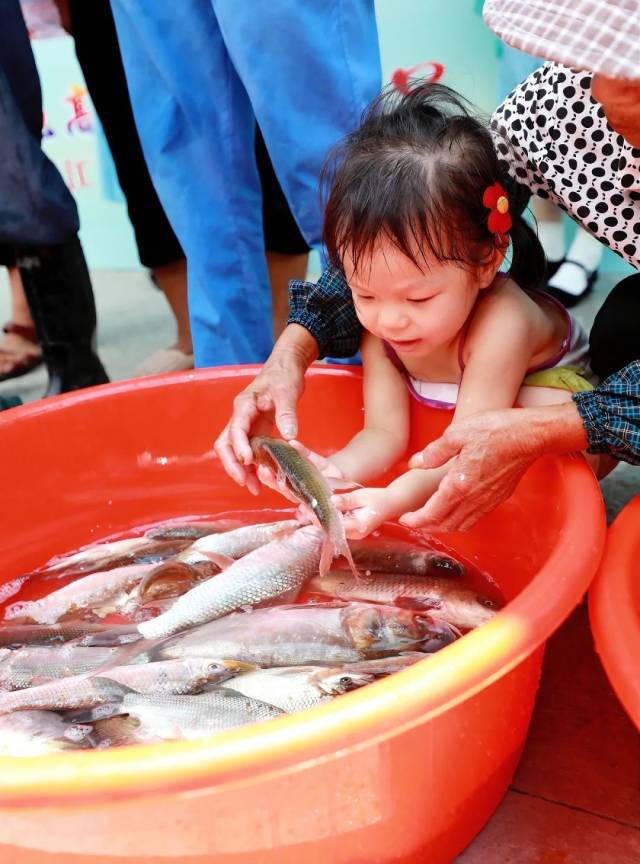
[339,676,353,686]
[478,596,496,608]
[207,662,225,674]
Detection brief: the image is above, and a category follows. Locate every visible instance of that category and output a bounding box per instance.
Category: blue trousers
[110,0,381,366]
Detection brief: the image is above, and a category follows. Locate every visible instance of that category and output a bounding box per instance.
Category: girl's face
[344,241,488,357]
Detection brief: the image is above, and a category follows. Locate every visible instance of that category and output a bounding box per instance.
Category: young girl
[290,83,595,539]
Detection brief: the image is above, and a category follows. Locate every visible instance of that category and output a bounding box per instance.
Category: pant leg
[110,0,273,366]
[0,0,79,244]
[69,0,184,269]
[213,0,381,248]
[589,273,640,380]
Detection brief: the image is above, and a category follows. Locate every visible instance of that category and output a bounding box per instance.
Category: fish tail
[319,537,333,578]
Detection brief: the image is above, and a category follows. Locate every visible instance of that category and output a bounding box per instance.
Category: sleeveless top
[383,288,595,411]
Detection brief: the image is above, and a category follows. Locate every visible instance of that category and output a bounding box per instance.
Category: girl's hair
[322,82,545,292]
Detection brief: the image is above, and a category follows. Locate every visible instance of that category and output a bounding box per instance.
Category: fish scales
[138,526,323,639]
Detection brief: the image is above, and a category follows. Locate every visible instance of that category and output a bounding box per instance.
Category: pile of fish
[0,438,501,754]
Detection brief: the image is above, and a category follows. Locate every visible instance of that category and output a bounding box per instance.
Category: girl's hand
[332,488,395,539]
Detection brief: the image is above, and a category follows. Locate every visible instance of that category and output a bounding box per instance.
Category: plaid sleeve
[573,361,640,465]
[287,264,362,359]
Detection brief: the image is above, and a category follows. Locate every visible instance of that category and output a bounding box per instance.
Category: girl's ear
[477,238,508,289]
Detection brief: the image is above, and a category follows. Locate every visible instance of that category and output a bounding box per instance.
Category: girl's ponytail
[501,175,547,294]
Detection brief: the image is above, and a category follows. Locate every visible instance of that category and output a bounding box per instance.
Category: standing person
[109,0,381,367]
[498,44,603,307]
[0,0,108,397]
[215,0,640,531]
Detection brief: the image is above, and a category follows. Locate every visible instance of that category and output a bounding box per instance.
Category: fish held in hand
[308,572,499,630]
[152,601,457,667]
[137,525,324,640]
[251,436,359,578]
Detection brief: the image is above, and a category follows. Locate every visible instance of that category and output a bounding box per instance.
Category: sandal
[546,259,598,309]
[0,322,43,383]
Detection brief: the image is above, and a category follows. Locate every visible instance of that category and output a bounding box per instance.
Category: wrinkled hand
[214,335,312,495]
[400,409,548,532]
[333,487,394,539]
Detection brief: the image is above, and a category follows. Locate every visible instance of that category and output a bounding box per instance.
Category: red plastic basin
[590,495,640,729]
[0,366,605,863]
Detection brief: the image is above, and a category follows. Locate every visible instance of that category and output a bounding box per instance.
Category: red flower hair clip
[483,182,512,236]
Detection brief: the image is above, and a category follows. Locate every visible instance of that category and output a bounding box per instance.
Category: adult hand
[400,403,588,532]
[214,324,319,494]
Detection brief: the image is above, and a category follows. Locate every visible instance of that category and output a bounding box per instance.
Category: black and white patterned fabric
[492,62,640,269]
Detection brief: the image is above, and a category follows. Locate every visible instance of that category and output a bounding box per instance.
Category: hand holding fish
[332,487,394,539]
[214,325,318,494]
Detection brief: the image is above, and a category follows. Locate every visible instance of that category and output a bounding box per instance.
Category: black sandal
[545,259,598,308]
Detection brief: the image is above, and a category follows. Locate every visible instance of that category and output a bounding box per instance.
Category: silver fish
[144,519,244,541]
[308,572,499,630]
[39,537,190,577]
[138,526,323,639]
[0,657,253,714]
[0,644,124,690]
[151,601,457,667]
[138,520,300,601]
[89,714,151,748]
[0,622,137,648]
[221,665,374,713]
[0,710,92,755]
[345,539,465,578]
[4,562,157,625]
[85,678,284,740]
[251,436,359,578]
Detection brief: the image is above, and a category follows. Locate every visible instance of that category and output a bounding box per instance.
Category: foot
[133,345,194,378]
[546,259,598,308]
[0,323,42,381]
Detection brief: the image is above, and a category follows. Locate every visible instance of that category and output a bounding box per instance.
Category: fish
[144,519,244,541]
[150,601,457,667]
[0,657,253,714]
[38,537,192,577]
[345,539,465,578]
[250,436,359,578]
[331,653,428,677]
[4,563,157,625]
[221,665,374,713]
[0,644,125,690]
[137,525,324,640]
[89,715,152,748]
[307,572,499,630]
[0,622,138,648]
[80,678,284,741]
[138,520,299,601]
[0,710,92,755]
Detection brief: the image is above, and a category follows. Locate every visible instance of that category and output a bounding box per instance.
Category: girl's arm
[329,332,410,483]
[452,290,534,422]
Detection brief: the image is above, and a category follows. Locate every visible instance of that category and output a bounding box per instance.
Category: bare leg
[266,251,308,338]
[534,199,565,263]
[151,259,192,355]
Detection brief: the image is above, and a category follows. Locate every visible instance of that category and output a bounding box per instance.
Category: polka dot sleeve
[491,62,640,270]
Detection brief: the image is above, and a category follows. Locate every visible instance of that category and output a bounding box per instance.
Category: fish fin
[206,553,235,570]
[338,542,361,583]
[394,596,443,612]
[319,537,333,578]
[91,677,134,699]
